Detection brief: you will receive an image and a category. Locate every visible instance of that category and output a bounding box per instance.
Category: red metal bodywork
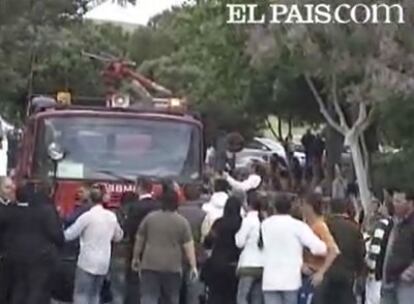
[16,107,202,216]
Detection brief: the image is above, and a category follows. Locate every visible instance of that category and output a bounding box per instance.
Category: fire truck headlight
[48,142,65,161]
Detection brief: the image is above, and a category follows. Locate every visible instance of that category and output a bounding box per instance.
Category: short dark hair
[330,198,348,214]
[137,177,153,193]
[305,192,324,216]
[90,187,104,204]
[183,183,201,201]
[252,162,266,178]
[274,194,292,214]
[120,191,137,206]
[161,181,179,211]
[214,178,229,193]
[247,190,262,211]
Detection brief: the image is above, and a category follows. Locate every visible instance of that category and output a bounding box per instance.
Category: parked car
[235,137,306,169]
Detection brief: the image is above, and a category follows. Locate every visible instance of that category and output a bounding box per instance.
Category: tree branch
[305,74,345,135]
[331,73,349,131]
[266,117,280,141]
[358,107,375,133]
[352,102,374,135]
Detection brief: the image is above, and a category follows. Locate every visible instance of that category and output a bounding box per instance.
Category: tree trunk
[325,126,344,196]
[347,133,371,214]
[288,115,292,137]
[278,116,283,140]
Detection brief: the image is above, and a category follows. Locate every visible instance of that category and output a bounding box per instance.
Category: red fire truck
[15,55,203,215]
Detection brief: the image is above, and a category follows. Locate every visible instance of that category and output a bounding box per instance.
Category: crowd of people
[0,150,413,304]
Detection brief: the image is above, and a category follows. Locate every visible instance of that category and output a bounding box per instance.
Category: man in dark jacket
[1,182,64,304]
[124,177,161,304]
[0,176,16,303]
[323,198,366,304]
[381,190,414,304]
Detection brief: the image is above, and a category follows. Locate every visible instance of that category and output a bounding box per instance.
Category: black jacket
[385,212,414,283]
[0,192,64,264]
[326,215,366,280]
[0,202,10,257]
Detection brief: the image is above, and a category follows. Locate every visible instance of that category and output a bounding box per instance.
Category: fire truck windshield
[33,116,202,182]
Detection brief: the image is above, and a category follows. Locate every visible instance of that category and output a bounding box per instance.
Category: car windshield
[33,116,202,181]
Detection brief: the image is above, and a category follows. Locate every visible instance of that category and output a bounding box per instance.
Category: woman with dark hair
[203,196,242,304]
[301,193,340,304]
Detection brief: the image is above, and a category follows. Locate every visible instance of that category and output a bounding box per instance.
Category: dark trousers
[124,268,141,304]
[141,270,181,304]
[0,258,11,303]
[312,274,355,304]
[10,260,54,304]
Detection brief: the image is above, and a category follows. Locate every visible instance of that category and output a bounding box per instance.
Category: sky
[85,0,190,25]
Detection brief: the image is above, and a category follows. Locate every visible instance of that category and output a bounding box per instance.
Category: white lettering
[351,4,371,24]
[314,4,332,24]
[285,5,305,24]
[335,4,351,24]
[226,4,247,24]
[247,4,265,24]
[372,4,404,24]
[270,4,289,24]
[303,4,315,24]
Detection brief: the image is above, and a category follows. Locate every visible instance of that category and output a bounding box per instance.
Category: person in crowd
[301,129,315,181]
[124,178,161,304]
[323,198,366,304]
[201,178,230,241]
[301,193,340,304]
[291,157,303,192]
[64,183,92,227]
[64,185,124,304]
[178,183,208,304]
[0,176,15,303]
[365,197,394,304]
[224,162,265,193]
[202,196,242,304]
[116,191,138,231]
[381,189,414,304]
[332,164,347,200]
[131,181,197,304]
[235,190,264,304]
[260,194,327,304]
[2,182,64,304]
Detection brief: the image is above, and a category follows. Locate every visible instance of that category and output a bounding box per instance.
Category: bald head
[0,177,16,202]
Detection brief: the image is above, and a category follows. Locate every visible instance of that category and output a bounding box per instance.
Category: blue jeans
[381,282,414,304]
[140,270,181,304]
[263,291,298,304]
[73,267,105,304]
[237,276,263,304]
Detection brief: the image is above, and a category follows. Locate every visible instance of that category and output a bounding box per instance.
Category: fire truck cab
[15,93,203,215]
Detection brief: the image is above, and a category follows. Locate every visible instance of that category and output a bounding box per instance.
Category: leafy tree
[246,0,414,212]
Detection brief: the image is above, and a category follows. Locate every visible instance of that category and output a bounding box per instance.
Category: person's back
[326,212,365,279]
[262,215,314,289]
[261,195,327,303]
[5,183,64,304]
[140,210,190,273]
[5,189,63,263]
[72,205,122,274]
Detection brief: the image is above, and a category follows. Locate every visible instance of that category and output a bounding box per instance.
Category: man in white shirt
[64,186,124,304]
[261,195,327,304]
[224,162,264,193]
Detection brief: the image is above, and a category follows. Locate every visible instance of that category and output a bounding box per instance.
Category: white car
[236,137,305,169]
